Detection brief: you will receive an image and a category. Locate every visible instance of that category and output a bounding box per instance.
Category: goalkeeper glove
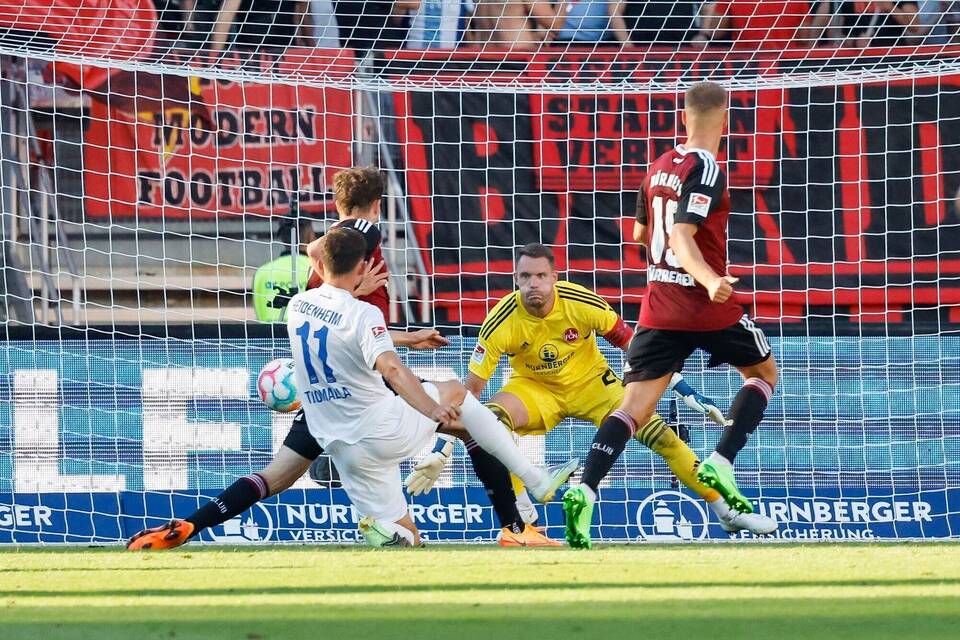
[404,435,456,496]
[668,373,728,426]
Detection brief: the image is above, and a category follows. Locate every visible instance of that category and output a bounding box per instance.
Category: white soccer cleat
[718,510,778,535]
[529,459,579,504]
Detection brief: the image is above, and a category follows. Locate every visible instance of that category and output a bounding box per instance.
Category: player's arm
[632,184,648,244]
[670,224,736,303]
[374,352,459,424]
[571,284,633,351]
[390,329,450,350]
[465,305,509,396]
[465,372,488,399]
[670,162,737,304]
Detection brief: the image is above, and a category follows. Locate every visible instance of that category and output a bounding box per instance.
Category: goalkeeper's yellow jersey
[468,281,620,389]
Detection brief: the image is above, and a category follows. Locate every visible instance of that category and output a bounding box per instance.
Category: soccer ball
[257,358,301,413]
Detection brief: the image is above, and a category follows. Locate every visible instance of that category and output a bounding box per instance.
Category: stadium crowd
[145,0,960,54]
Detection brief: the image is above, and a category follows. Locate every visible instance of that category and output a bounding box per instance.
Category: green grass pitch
[1,543,957,640]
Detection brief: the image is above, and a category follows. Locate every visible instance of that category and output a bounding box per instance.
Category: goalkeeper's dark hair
[317,227,367,276]
[516,242,555,268]
[334,166,386,213]
[685,81,727,115]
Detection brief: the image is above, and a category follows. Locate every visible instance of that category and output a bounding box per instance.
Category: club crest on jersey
[372,326,387,338]
[472,344,486,364]
[688,193,712,218]
[563,328,579,343]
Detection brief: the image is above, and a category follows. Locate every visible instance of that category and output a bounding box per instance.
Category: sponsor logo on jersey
[372,326,387,338]
[635,490,708,542]
[687,193,712,217]
[647,266,696,287]
[563,328,579,342]
[539,343,559,362]
[471,344,486,364]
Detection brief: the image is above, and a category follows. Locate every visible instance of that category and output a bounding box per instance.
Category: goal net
[0,0,958,544]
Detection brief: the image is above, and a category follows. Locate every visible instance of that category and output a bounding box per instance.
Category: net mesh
[0,0,958,543]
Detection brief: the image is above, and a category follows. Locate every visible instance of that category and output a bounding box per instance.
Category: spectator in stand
[469,0,557,50]
[552,0,629,44]
[625,0,699,46]
[867,1,924,46]
[336,0,419,53]
[812,1,924,48]
[406,0,472,48]
[692,1,817,49]
[196,0,312,53]
[309,0,341,47]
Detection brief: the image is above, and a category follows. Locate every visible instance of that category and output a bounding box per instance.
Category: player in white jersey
[287,227,579,546]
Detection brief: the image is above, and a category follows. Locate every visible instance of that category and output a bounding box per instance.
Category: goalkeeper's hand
[668,373,728,426]
[404,435,456,496]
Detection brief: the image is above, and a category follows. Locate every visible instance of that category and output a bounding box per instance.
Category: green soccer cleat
[562,486,594,550]
[697,458,754,514]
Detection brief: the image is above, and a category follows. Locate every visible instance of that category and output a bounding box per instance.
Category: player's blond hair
[685,82,727,115]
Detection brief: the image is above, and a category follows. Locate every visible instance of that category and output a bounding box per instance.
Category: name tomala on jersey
[304,386,352,404]
[647,265,695,287]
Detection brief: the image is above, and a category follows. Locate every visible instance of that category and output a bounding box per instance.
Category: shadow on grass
[2,597,960,640]
[3,577,959,598]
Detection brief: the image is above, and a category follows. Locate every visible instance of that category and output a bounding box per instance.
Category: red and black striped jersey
[306,217,389,319]
[636,145,743,332]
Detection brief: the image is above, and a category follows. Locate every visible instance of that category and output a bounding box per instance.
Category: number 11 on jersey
[294,321,337,385]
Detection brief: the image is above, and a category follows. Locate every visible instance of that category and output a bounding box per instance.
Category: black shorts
[624,315,772,383]
[281,409,324,460]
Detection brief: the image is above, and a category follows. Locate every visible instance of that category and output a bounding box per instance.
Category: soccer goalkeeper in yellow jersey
[457,243,775,545]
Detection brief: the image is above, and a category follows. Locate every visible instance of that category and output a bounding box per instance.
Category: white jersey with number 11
[286,283,396,448]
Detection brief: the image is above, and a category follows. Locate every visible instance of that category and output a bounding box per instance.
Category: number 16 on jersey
[650,195,681,268]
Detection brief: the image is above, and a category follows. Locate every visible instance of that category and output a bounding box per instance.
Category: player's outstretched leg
[127,472,270,550]
[636,414,775,535]
[562,409,636,549]
[127,434,315,550]
[463,438,560,547]
[453,389,578,504]
[564,375,672,549]
[698,361,778,515]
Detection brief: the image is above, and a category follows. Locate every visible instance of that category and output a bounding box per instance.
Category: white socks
[460,393,544,489]
[707,451,732,467]
[578,483,597,503]
[708,497,733,519]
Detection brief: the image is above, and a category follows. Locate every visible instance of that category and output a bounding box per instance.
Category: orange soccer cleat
[126,519,195,550]
[497,524,563,548]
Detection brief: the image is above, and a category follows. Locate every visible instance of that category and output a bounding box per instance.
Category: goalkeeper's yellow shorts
[498,368,624,435]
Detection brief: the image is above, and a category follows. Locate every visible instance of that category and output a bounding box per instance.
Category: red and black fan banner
[394,66,960,332]
[82,48,355,219]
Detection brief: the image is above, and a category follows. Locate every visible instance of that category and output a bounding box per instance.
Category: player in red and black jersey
[562,82,779,549]
[128,167,448,550]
